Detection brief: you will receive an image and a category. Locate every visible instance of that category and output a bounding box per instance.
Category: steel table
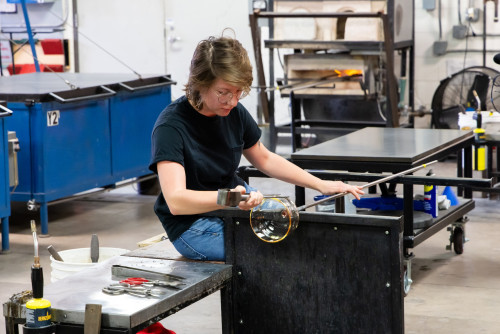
[291,127,474,172]
[4,254,231,333]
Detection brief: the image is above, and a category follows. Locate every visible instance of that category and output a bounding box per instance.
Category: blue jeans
[172,183,257,261]
[172,217,225,261]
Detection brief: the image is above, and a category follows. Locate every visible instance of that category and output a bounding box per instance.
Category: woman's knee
[172,218,225,261]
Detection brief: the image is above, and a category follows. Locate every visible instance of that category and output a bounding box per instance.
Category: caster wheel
[403,268,412,296]
[453,226,464,255]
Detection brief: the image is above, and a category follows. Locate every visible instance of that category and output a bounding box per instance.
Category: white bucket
[50,247,129,283]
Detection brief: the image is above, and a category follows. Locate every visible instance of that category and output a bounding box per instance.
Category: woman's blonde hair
[184,30,253,109]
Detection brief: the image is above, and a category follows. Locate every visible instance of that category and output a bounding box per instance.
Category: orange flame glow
[334,69,363,77]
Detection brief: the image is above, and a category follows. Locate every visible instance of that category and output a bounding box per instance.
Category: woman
[149,31,364,261]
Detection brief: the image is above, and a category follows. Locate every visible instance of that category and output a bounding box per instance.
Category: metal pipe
[270,75,362,93]
[20,0,40,72]
[255,11,383,19]
[72,0,79,72]
[484,2,487,66]
[296,160,438,211]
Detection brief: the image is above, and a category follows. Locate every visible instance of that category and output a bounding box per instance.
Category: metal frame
[249,2,416,151]
[485,134,500,191]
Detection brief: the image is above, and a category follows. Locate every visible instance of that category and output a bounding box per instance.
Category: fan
[431,66,500,129]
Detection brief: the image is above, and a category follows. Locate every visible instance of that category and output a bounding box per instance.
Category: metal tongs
[102,283,167,298]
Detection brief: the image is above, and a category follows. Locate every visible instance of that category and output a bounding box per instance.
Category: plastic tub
[314,195,336,212]
[50,247,129,283]
[314,194,357,214]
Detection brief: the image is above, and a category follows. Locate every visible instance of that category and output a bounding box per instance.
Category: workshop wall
[75,0,259,120]
[76,0,166,75]
[414,0,500,113]
[2,0,500,127]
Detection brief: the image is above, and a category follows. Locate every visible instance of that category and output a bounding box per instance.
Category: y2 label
[47,110,60,127]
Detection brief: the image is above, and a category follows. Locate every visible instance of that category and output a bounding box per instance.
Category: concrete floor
[1,160,499,333]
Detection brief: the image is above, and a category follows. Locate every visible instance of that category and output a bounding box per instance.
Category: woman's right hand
[232,185,263,211]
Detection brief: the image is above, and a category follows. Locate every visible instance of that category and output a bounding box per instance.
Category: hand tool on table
[217,188,282,207]
[90,234,99,263]
[120,277,149,286]
[249,161,438,243]
[102,283,167,298]
[120,277,185,290]
[111,264,185,282]
[47,245,64,262]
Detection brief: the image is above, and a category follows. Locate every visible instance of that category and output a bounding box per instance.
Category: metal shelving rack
[249,0,416,152]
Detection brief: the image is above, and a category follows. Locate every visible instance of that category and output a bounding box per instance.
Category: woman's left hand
[319,181,364,200]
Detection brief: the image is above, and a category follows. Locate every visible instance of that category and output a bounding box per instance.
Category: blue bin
[0,104,11,251]
[0,73,174,235]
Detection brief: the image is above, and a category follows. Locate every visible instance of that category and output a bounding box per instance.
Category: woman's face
[198,78,244,117]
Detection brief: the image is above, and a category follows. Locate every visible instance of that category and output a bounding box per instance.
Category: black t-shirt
[149,96,261,241]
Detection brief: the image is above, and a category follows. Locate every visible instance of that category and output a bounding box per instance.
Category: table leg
[496,144,499,185]
[4,317,20,334]
[457,149,463,197]
[487,143,493,180]
[290,92,301,152]
[335,197,345,213]
[295,185,305,207]
[463,145,473,198]
[403,184,414,238]
[2,216,9,251]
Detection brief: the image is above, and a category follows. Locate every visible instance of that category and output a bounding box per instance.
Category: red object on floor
[137,322,176,334]
[40,39,64,55]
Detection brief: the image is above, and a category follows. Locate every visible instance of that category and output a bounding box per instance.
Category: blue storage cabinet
[0,104,12,251]
[108,76,173,180]
[0,73,174,235]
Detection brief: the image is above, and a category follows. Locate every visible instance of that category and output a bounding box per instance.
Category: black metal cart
[288,127,491,292]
